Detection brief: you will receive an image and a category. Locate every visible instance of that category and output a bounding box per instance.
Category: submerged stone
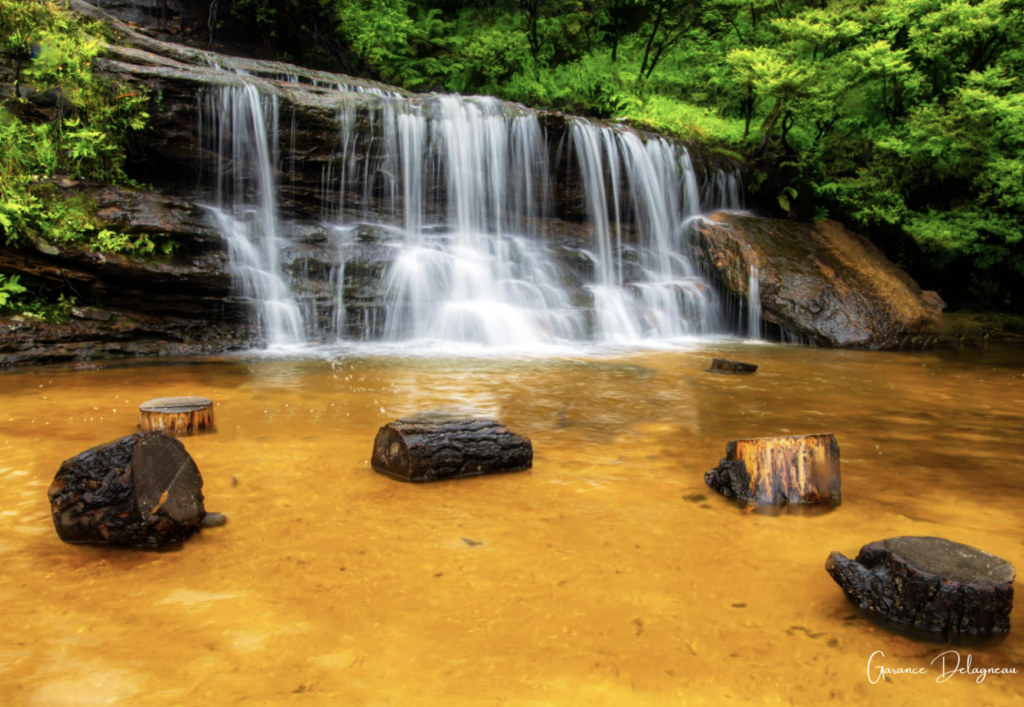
[826,537,1016,635]
[707,358,758,374]
[705,433,841,505]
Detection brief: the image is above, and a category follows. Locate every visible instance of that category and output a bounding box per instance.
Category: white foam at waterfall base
[199,79,753,354]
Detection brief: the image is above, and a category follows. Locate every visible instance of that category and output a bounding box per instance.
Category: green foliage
[0,274,28,308]
[0,272,74,323]
[0,0,153,253]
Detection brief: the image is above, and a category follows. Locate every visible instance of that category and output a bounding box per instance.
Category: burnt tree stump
[372,417,533,482]
[139,396,214,434]
[707,358,758,374]
[48,431,206,548]
[826,537,1016,635]
[705,433,841,505]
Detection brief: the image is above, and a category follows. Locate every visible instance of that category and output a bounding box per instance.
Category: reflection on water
[1,343,1023,705]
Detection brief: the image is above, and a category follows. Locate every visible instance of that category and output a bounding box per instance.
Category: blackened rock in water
[825,537,1015,635]
[704,460,752,500]
[707,359,758,374]
[704,433,841,505]
[48,431,206,548]
[372,417,533,482]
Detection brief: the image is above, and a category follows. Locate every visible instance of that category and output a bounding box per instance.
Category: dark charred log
[372,417,533,482]
[48,431,206,548]
[705,433,840,505]
[826,537,1016,635]
[707,359,758,374]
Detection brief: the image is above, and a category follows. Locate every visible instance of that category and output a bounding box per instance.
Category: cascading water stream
[748,264,762,340]
[196,76,748,350]
[199,82,306,347]
[570,120,723,341]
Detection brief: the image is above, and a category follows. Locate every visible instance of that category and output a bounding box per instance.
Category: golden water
[2,343,1023,705]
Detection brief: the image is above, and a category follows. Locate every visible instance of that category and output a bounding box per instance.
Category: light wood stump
[139,396,214,434]
[705,433,841,505]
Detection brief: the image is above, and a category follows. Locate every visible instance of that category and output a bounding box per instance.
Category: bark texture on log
[139,396,214,433]
[826,537,1016,635]
[707,359,758,374]
[48,431,206,547]
[705,433,840,505]
[372,417,533,482]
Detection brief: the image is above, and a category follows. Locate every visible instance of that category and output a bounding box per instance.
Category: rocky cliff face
[0,183,248,365]
[695,212,945,348]
[0,1,947,364]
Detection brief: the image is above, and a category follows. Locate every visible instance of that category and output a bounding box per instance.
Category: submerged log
[139,396,214,434]
[372,417,533,482]
[48,431,206,548]
[707,358,758,374]
[705,433,841,505]
[826,537,1016,635]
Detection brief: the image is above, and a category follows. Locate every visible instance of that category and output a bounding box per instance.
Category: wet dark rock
[826,537,1016,635]
[705,434,841,505]
[71,306,115,322]
[48,431,206,548]
[704,460,752,501]
[707,358,757,374]
[695,213,945,349]
[0,314,247,367]
[372,417,533,482]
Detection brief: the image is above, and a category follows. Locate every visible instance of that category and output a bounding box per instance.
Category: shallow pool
[2,342,1023,705]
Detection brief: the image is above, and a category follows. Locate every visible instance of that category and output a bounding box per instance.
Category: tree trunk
[826,536,1016,635]
[139,396,214,434]
[705,433,840,505]
[372,417,533,482]
[48,431,206,548]
[639,4,665,79]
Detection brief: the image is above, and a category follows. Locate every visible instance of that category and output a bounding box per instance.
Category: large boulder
[695,212,945,349]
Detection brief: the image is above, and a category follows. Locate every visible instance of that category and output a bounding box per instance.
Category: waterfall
[197,79,746,349]
[748,264,762,340]
[571,121,722,340]
[199,83,306,347]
